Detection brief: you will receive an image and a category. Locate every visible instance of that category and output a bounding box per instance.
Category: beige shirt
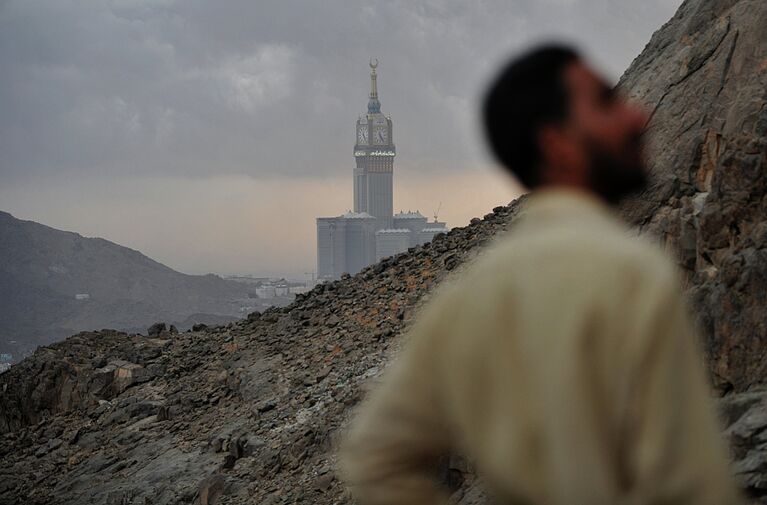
[340,188,740,505]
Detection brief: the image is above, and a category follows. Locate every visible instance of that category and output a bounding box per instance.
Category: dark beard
[587,142,648,206]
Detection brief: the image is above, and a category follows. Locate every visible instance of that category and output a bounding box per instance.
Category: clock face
[357,127,368,144]
[374,127,388,144]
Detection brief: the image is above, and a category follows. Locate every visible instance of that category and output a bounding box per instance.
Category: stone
[197,474,226,505]
[157,405,171,421]
[316,367,332,383]
[256,400,277,413]
[240,436,265,458]
[220,454,236,470]
[147,322,167,336]
[314,474,334,492]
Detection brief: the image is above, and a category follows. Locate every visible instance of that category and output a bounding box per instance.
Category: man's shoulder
[576,225,674,276]
[416,211,680,324]
[591,226,677,281]
[478,216,677,289]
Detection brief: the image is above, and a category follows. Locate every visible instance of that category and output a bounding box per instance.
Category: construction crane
[432,202,442,223]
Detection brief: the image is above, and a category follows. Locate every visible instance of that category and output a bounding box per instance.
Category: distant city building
[375,229,411,262]
[317,60,448,280]
[224,275,272,285]
[289,286,310,295]
[239,277,310,300]
[255,285,277,299]
[420,226,448,243]
[317,211,377,280]
[0,353,11,373]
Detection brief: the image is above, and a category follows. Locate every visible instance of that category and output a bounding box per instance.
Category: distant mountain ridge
[0,210,249,358]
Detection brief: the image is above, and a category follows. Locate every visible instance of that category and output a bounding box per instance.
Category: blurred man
[340,45,740,505]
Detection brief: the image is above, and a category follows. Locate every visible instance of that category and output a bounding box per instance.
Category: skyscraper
[353,59,395,230]
[317,60,447,281]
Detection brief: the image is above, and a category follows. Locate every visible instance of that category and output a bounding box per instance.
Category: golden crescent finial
[369,57,379,70]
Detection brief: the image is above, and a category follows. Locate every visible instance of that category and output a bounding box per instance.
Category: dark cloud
[1,0,682,183]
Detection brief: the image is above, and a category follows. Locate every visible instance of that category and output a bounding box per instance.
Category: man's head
[483,44,649,204]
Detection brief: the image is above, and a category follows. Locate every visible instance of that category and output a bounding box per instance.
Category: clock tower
[316,58,446,281]
[353,58,395,228]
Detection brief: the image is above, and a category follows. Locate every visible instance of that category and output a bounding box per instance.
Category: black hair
[482,44,579,188]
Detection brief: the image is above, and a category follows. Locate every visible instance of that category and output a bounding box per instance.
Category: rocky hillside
[1,0,767,504]
[0,201,525,504]
[618,0,767,392]
[0,211,252,359]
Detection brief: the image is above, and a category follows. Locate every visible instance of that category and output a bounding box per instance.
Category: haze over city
[0,0,682,278]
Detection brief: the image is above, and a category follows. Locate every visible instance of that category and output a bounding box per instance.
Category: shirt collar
[517,186,617,227]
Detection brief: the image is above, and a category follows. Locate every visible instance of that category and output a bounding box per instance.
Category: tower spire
[368,58,381,113]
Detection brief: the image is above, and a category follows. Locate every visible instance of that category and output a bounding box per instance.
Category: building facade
[375,229,411,262]
[317,60,448,280]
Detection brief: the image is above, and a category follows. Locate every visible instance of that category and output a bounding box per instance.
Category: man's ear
[538,125,564,167]
[537,123,585,184]
[537,124,571,172]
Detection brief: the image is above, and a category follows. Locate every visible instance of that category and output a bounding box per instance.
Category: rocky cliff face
[2,0,767,504]
[618,0,767,393]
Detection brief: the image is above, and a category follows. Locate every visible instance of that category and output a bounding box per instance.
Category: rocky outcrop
[618,0,767,393]
[2,0,767,503]
[0,330,169,433]
[722,389,767,499]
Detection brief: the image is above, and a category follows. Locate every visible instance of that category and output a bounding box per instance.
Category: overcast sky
[0,0,683,278]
